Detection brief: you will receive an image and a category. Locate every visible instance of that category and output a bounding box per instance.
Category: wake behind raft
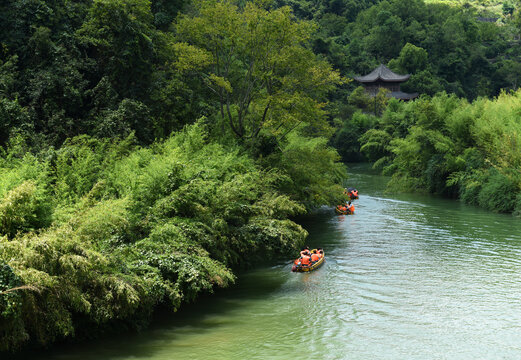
[292,248,325,272]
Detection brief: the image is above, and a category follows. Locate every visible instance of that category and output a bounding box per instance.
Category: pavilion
[354,64,418,101]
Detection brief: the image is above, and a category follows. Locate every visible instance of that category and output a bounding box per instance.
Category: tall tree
[176,0,342,140]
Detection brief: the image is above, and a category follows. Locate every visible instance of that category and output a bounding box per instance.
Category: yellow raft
[292,251,325,272]
[335,205,353,215]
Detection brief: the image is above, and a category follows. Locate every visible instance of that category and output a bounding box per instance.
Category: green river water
[12,164,521,359]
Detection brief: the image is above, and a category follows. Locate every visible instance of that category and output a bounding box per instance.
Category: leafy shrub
[0,227,146,349]
[359,129,392,163]
[272,133,346,208]
[360,90,521,214]
[0,181,50,238]
[0,263,26,351]
[478,169,518,213]
[0,122,332,351]
[332,111,377,162]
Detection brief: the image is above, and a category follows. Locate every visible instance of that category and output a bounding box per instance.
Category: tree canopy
[176,0,343,139]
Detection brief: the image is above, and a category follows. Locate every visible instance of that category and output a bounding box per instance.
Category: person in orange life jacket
[347,201,355,214]
[338,204,348,212]
[300,253,312,266]
[310,249,320,262]
[345,187,357,199]
[300,246,310,257]
[296,246,311,266]
[317,248,324,258]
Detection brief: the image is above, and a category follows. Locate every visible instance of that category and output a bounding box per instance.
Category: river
[12,164,521,359]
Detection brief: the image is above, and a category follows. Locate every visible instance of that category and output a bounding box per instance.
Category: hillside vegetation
[0,0,346,351]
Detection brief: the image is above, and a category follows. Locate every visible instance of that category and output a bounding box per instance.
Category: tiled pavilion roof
[354,64,410,83]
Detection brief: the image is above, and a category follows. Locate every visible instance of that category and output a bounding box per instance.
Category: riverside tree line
[0,0,346,351]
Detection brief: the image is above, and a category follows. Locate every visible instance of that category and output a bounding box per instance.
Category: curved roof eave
[354,64,411,83]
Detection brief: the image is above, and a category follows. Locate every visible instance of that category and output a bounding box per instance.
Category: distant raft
[291,251,325,272]
[345,187,359,200]
[335,205,353,215]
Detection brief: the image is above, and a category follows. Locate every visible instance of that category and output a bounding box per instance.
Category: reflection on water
[12,164,521,360]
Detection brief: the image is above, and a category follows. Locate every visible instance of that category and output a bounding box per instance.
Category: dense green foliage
[175,0,342,140]
[0,122,345,351]
[0,0,201,148]
[276,0,521,163]
[0,0,348,352]
[279,0,521,99]
[2,0,521,351]
[0,0,345,149]
[359,91,521,215]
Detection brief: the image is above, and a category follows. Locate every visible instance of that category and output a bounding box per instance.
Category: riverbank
[0,123,346,353]
[359,91,521,216]
[7,165,521,359]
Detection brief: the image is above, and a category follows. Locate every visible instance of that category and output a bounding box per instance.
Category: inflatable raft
[335,205,353,215]
[346,187,359,200]
[292,251,325,272]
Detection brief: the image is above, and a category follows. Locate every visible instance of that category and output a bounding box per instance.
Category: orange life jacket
[348,204,355,213]
[353,190,358,197]
[301,255,311,265]
[311,253,320,262]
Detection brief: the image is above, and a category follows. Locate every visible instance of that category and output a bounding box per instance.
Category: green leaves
[77,0,156,99]
[0,263,26,351]
[0,0,349,351]
[359,128,392,162]
[176,0,342,139]
[388,43,428,74]
[273,132,347,208]
[0,182,41,238]
[359,88,521,210]
[0,122,320,350]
